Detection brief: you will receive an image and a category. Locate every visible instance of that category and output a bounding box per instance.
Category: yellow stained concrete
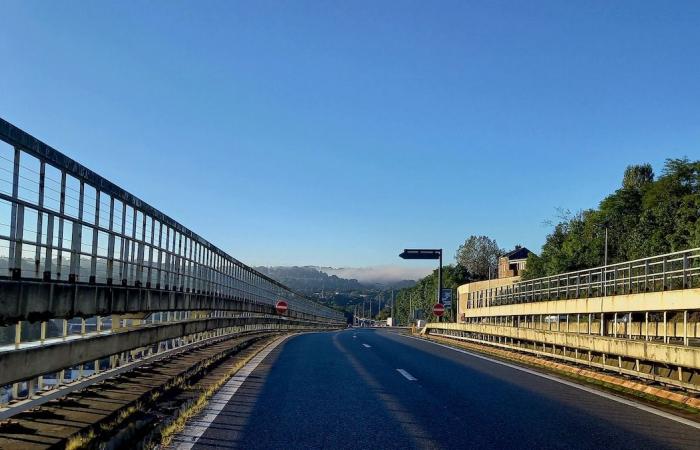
[425,322,700,370]
[460,288,700,318]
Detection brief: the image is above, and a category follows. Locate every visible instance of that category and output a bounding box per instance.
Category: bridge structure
[0,118,345,425]
[426,248,700,390]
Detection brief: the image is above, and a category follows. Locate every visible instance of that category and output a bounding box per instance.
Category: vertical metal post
[136,211,145,287]
[44,213,54,281]
[604,227,608,266]
[147,216,154,288]
[107,197,115,284]
[56,171,66,280]
[588,313,592,334]
[90,190,100,283]
[645,311,649,341]
[119,204,127,284]
[8,147,21,279]
[35,161,46,278]
[437,249,442,322]
[663,311,667,344]
[68,181,84,282]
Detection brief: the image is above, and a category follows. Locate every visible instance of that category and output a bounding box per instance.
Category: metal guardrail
[467,248,700,308]
[0,117,343,323]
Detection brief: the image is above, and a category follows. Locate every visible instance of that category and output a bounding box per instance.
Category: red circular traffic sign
[433,303,445,317]
[275,300,289,315]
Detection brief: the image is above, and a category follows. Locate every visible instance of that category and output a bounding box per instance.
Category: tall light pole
[604,227,609,266]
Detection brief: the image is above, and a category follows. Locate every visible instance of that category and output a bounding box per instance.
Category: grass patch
[158,339,275,448]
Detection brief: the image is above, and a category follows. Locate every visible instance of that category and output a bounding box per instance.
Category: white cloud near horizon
[319,265,433,284]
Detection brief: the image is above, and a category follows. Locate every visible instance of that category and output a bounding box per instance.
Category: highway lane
[174,328,700,449]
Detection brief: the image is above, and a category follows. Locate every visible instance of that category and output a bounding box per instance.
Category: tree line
[384,158,699,324]
[523,158,700,279]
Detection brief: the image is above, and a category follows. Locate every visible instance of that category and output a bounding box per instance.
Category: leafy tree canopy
[523,158,700,280]
[455,235,503,280]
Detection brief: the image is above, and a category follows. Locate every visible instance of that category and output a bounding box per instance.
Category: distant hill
[256,266,416,298]
[255,266,365,296]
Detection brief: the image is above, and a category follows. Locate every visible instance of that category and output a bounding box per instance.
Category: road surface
[173,329,700,449]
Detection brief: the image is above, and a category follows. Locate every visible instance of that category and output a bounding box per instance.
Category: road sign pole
[438,250,443,322]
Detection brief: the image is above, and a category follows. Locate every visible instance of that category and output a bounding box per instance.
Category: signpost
[433,303,445,317]
[275,300,288,315]
[440,288,453,308]
[399,248,444,322]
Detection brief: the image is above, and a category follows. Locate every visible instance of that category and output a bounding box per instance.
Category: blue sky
[0,1,698,274]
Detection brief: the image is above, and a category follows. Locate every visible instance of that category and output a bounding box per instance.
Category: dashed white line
[362,344,371,348]
[401,334,700,430]
[397,369,417,381]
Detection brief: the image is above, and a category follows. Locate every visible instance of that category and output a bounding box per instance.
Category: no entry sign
[276,300,289,315]
[433,303,445,317]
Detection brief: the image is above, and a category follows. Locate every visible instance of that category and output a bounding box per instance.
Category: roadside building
[497,246,533,278]
[457,246,534,321]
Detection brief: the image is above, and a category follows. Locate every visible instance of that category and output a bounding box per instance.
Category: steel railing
[0,117,344,323]
[467,248,700,309]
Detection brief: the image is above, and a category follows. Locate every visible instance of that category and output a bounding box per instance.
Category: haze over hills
[255,265,417,296]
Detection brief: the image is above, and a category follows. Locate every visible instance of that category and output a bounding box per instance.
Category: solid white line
[400,334,700,430]
[171,334,294,449]
[362,343,371,348]
[397,368,417,381]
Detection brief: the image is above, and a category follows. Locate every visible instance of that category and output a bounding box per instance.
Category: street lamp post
[399,248,444,322]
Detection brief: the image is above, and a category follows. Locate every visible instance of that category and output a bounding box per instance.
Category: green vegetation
[455,235,502,280]
[523,158,700,279]
[259,159,700,324]
[392,264,473,324]
[256,266,365,295]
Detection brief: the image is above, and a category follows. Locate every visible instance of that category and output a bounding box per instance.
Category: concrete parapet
[0,279,329,325]
[463,288,700,317]
[426,322,700,371]
[0,316,324,386]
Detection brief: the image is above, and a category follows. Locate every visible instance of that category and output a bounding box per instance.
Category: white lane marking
[363,343,372,348]
[401,334,700,430]
[171,334,294,449]
[397,368,417,381]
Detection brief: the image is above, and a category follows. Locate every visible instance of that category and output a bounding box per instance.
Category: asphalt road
[177,329,700,449]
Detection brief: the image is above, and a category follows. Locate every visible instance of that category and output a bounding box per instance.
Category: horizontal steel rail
[425,323,700,391]
[0,117,343,323]
[466,248,700,309]
[0,316,324,387]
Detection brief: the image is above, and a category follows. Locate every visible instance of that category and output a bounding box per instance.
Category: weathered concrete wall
[0,280,328,325]
[0,317,325,385]
[457,276,520,317]
[426,322,700,370]
[500,320,700,339]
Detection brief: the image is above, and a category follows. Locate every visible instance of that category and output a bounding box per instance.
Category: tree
[455,235,503,280]
[523,158,700,280]
[622,164,654,190]
[391,264,474,325]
